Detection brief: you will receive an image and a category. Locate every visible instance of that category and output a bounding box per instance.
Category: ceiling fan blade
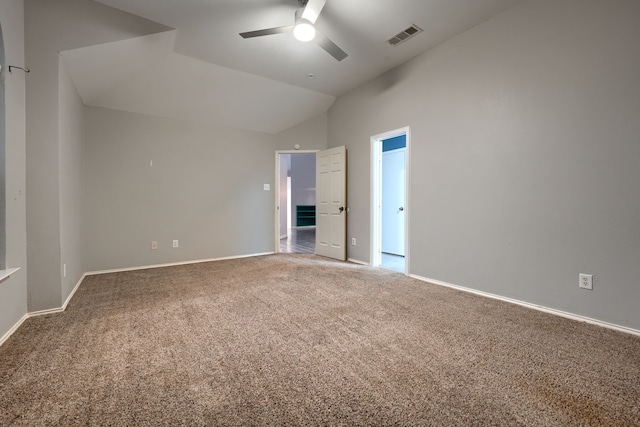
[301,0,326,24]
[240,25,293,39]
[316,31,348,61]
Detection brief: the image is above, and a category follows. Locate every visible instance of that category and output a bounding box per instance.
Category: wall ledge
[0,268,21,284]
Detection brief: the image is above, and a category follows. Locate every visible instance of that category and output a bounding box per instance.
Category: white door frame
[371,127,410,274]
[274,150,319,253]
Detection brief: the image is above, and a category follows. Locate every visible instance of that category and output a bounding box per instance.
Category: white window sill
[0,268,21,283]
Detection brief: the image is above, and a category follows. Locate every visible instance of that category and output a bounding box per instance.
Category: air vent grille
[388,24,423,46]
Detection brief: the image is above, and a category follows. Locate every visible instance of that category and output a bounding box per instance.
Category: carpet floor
[1,254,639,426]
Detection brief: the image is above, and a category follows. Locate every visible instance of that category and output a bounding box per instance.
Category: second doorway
[277,152,317,254]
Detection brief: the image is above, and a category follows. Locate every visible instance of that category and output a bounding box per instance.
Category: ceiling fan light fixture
[293,19,316,42]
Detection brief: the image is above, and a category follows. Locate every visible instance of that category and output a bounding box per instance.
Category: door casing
[274,150,319,253]
[371,127,411,273]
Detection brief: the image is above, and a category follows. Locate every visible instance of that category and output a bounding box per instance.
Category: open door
[316,146,347,260]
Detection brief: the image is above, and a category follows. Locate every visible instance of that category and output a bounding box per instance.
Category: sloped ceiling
[60,31,335,134]
[61,0,524,134]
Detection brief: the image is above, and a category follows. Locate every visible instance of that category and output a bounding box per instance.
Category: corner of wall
[275,112,328,151]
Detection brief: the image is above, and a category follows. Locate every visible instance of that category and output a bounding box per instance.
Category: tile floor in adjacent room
[279,228,316,254]
[280,229,405,273]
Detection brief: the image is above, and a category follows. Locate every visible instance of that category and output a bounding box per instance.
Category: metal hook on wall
[8,65,30,74]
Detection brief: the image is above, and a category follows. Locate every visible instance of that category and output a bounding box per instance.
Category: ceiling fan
[239,0,348,62]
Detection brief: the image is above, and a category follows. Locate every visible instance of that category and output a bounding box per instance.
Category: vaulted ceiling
[61,0,524,133]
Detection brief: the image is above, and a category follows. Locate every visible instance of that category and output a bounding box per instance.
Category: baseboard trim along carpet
[84,252,275,276]
[0,313,29,348]
[3,254,638,425]
[348,258,639,337]
[410,274,640,338]
[0,252,275,349]
[0,272,88,348]
[4,254,638,349]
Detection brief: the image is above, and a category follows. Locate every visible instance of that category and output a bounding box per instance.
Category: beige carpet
[1,254,639,426]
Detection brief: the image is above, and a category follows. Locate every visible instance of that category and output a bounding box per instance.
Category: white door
[316,146,347,260]
[382,148,406,256]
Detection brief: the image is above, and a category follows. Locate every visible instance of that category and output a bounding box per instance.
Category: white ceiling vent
[388,25,423,46]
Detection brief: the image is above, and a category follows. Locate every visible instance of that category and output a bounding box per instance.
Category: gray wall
[0,0,28,339]
[328,0,640,330]
[24,0,168,310]
[276,112,327,151]
[58,61,85,298]
[83,106,277,272]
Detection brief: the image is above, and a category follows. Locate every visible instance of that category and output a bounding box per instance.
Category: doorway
[371,128,410,273]
[275,151,317,254]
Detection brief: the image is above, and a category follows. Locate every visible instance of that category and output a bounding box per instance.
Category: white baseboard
[85,252,275,276]
[28,273,89,318]
[0,313,29,347]
[6,255,637,349]
[2,272,88,346]
[410,274,640,338]
[1,252,276,348]
[62,273,86,310]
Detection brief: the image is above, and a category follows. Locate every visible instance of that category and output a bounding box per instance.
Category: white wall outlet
[579,273,593,290]
[351,238,356,246]
[151,241,158,250]
[264,184,270,191]
[173,240,179,248]
[63,264,67,278]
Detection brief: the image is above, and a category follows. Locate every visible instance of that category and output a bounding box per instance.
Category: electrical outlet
[173,240,179,248]
[63,264,67,278]
[579,273,593,290]
[151,241,158,250]
[351,238,356,246]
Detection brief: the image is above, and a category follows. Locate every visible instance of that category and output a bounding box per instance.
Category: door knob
[339,207,345,213]
[399,207,404,211]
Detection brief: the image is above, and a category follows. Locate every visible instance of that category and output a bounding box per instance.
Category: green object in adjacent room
[296,205,316,227]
